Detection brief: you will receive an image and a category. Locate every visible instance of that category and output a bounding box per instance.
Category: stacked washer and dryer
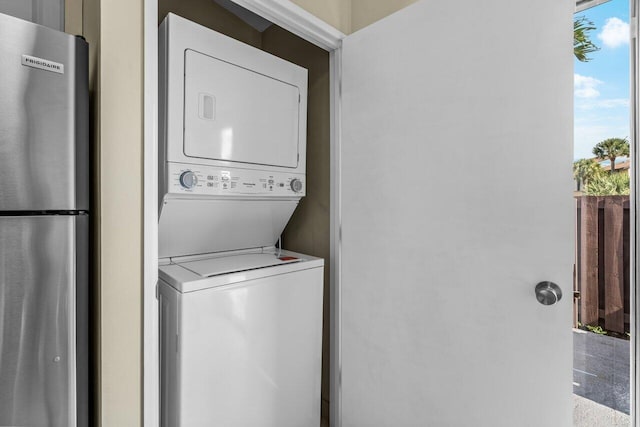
[158,14,324,427]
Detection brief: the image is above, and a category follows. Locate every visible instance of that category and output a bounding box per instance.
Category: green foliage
[578,322,608,335]
[585,325,608,335]
[573,158,603,186]
[592,137,629,174]
[574,16,599,62]
[584,172,630,195]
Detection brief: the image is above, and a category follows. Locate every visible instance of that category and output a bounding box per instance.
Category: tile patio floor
[573,329,630,426]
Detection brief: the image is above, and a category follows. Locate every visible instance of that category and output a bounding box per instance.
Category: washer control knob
[290,178,303,193]
[179,171,198,189]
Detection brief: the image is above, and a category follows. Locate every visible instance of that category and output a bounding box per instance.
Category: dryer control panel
[167,163,305,197]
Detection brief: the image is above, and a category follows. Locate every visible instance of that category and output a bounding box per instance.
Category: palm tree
[574,16,599,62]
[573,158,603,188]
[592,137,630,174]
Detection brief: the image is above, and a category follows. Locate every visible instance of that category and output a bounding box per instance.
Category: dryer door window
[183,49,300,168]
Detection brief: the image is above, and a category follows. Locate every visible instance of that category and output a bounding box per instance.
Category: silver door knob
[535,281,562,305]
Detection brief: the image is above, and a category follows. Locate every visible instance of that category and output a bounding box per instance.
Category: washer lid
[159,249,324,293]
[179,252,301,278]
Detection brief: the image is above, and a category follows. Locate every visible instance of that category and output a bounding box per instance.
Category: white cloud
[574,74,602,98]
[574,123,628,159]
[574,113,629,159]
[595,98,629,108]
[597,17,629,48]
[575,98,629,110]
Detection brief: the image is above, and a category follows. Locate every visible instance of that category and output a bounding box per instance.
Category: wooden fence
[575,195,630,334]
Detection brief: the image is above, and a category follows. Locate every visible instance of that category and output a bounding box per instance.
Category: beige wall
[64,0,83,35]
[98,0,144,424]
[81,0,144,425]
[350,0,418,32]
[290,0,351,34]
[159,0,262,47]
[289,0,419,34]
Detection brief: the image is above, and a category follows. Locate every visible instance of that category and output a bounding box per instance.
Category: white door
[339,0,574,426]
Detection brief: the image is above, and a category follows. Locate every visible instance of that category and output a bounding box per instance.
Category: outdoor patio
[573,329,630,426]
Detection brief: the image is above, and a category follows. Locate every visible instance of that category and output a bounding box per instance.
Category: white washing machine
[158,249,323,426]
[158,14,323,427]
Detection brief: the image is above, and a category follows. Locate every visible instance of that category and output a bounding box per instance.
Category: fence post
[574,197,580,329]
[580,196,599,325]
[604,196,625,333]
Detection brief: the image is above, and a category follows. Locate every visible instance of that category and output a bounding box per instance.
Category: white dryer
[158,13,323,427]
[158,249,323,426]
[158,13,309,259]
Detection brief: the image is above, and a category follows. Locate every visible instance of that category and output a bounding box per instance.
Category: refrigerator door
[0,215,88,427]
[0,13,88,211]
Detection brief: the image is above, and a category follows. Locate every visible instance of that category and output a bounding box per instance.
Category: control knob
[179,170,198,189]
[290,178,303,193]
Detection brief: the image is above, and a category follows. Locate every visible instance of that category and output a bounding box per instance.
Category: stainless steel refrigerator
[0,13,89,427]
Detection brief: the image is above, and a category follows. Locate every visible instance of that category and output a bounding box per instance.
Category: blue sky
[574,0,630,160]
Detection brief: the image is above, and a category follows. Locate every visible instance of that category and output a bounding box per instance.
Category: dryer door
[183,49,301,168]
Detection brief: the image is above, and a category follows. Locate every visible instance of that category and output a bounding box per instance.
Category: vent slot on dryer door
[183,49,300,168]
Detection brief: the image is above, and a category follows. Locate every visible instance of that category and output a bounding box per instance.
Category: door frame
[632,0,639,425]
[143,1,639,426]
[576,0,613,13]
[143,0,159,425]
[574,2,638,424]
